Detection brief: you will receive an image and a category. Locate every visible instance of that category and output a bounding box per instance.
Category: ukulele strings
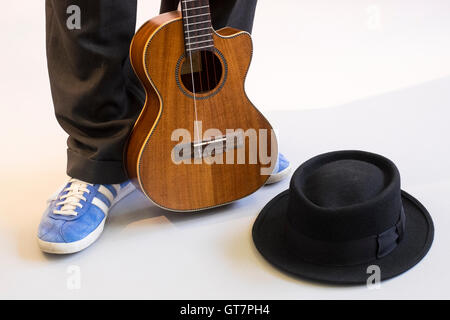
[203,49,210,92]
[204,2,213,92]
[211,42,218,86]
[183,0,202,157]
[199,51,204,93]
[207,4,217,91]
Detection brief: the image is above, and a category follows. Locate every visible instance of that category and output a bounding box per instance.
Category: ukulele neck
[180,0,214,54]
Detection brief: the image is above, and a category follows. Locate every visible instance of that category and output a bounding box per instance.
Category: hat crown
[288,151,402,242]
[303,159,387,208]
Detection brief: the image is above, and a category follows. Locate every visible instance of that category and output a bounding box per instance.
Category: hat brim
[252,190,434,285]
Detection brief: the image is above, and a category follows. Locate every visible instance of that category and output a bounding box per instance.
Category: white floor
[1,78,450,299]
[1,1,450,299]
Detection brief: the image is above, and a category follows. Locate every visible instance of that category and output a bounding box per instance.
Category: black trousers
[46,0,258,184]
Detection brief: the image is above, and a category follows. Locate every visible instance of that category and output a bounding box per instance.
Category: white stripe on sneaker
[92,197,109,216]
[110,183,135,208]
[98,185,115,203]
[112,184,121,194]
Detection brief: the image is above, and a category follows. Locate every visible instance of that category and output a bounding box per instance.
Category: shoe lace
[53,178,91,216]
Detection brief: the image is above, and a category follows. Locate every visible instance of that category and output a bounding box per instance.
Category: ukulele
[125,0,278,211]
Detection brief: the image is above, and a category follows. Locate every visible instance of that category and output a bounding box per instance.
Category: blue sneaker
[37,178,135,254]
[266,153,292,185]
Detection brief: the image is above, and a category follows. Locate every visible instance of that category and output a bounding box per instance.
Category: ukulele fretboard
[180,0,214,53]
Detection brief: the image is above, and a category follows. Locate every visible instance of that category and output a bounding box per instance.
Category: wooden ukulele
[125,0,278,211]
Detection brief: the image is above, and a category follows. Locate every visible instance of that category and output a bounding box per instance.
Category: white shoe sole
[38,183,136,255]
[265,164,292,185]
[37,219,106,255]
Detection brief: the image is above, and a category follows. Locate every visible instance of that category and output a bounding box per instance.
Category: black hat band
[285,206,406,267]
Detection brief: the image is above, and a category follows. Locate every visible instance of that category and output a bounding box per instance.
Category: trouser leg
[46,0,258,184]
[46,0,142,184]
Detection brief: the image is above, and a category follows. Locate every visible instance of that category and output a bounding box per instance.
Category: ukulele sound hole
[180,50,223,94]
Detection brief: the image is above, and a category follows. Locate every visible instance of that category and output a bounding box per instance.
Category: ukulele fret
[185,27,211,33]
[185,33,211,40]
[186,44,214,52]
[185,13,210,19]
[187,39,213,46]
[184,20,211,26]
[181,0,214,53]
[182,5,209,11]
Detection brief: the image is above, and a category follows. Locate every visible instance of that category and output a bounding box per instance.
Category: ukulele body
[126,11,278,211]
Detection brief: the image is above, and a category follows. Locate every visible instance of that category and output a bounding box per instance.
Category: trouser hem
[67,149,129,184]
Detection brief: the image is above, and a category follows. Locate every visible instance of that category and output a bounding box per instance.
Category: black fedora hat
[252,150,434,284]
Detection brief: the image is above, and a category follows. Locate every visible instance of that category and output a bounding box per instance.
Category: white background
[0,0,449,299]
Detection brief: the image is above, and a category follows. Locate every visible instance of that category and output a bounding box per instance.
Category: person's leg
[160,0,258,33]
[46,0,142,184]
[209,0,258,33]
[39,0,140,254]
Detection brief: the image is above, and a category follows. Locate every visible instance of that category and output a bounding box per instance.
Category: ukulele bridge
[173,132,245,161]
